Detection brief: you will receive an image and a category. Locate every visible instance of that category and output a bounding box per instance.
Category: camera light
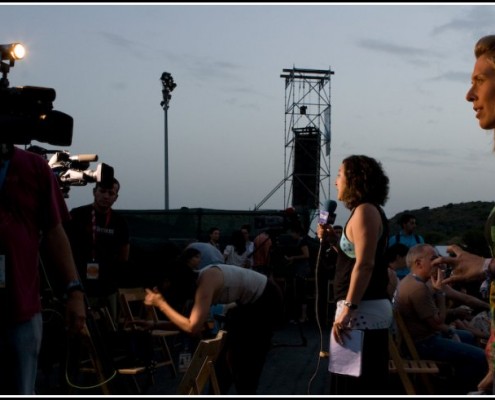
[11,43,25,60]
[0,42,25,61]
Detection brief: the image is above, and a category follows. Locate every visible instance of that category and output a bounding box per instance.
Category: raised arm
[145,267,223,336]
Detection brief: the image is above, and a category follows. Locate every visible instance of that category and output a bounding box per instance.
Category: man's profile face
[466,54,495,130]
[415,246,438,277]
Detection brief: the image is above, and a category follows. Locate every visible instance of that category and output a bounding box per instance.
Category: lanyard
[91,207,111,261]
[411,273,426,283]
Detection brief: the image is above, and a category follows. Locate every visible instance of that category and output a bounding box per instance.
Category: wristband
[64,279,84,298]
[343,300,358,310]
[482,258,494,280]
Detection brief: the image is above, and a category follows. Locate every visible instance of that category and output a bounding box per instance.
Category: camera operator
[0,143,86,394]
[64,177,130,323]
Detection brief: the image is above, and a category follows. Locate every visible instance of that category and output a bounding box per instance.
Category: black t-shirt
[65,204,129,296]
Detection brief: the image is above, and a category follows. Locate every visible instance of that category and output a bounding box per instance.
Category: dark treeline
[389,201,495,256]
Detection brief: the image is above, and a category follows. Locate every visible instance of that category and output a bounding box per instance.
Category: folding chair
[118,287,179,378]
[388,309,440,395]
[71,306,152,394]
[177,330,227,395]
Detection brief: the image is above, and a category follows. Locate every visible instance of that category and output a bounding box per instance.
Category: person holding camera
[64,177,129,323]
[0,144,86,394]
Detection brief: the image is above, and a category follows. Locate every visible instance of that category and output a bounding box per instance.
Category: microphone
[326,199,337,216]
[319,200,337,225]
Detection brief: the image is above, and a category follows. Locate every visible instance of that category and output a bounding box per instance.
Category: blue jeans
[0,313,43,394]
[415,329,487,393]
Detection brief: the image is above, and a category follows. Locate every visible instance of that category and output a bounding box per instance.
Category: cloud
[172,53,243,81]
[98,31,137,49]
[386,147,448,157]
[428,71,470,84]
[357,38,430,57]
[356,38,436,67]
[382,144,491,169]
[431,6,495,37]
[380,147,453,167]
[97,31,147,58]
[381,155,449,168]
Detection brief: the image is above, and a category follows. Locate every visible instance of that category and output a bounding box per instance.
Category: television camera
[0,43,73,146]
[0,43,121,389]
[28,145,114,198]
[0,43,114,196]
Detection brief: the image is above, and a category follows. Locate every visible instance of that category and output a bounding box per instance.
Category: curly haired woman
[319,154,392,395]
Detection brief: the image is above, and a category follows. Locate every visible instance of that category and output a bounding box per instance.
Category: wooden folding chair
[388,309,440,395]
[177,330,227,395]
[118,287,179,378]
[71,306,151,394]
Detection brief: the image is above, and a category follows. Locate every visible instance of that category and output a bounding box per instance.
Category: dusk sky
[3,3,495,226]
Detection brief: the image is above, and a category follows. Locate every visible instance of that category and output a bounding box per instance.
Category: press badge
[86,262,100,280]
[178,351,192,373]
[0,255,5,288]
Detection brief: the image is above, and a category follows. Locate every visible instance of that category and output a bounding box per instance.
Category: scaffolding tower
[255,66,334,219]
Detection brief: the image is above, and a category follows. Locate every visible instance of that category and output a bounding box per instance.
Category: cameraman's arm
[44,223,86,333]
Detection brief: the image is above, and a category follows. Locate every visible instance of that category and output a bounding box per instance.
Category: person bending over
[144,263,283,394]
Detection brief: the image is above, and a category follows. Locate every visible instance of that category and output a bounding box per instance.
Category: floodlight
[160,71,177,210]
[0,43,25,61]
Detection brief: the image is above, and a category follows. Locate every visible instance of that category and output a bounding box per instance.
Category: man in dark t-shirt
[65,178,129,321]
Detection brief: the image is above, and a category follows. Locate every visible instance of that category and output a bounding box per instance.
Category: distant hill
[388,201,495,256]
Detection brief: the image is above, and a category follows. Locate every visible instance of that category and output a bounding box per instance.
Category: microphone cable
[306,237,329,395]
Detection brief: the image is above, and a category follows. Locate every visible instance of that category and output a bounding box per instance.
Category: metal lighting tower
[281,67,334,211]
[255,66,334,218]
[160,72,177,210]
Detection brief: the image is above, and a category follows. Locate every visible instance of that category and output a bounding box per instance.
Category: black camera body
[1,42,113,197]
[0,85,73,146]
[0,43,73,146]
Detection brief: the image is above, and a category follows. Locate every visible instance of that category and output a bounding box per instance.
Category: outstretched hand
[144,287,163,307]
[432,244,485,285]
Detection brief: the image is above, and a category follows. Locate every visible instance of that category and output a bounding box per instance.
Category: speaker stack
[292,127,320,209]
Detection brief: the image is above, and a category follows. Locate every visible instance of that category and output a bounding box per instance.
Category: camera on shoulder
[0,42,114,197]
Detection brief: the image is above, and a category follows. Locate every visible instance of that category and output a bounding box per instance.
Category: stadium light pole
[160,72,176,210]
